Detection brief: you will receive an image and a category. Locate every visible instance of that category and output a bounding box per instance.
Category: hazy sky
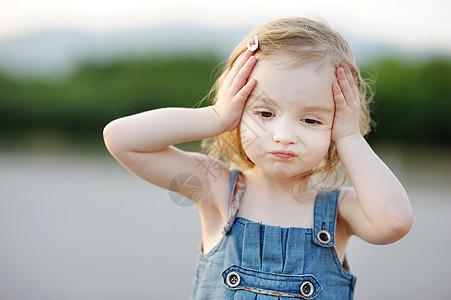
[1,0,450,52]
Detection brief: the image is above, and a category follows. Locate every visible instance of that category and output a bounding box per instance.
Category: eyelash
[256,111,323,125]
[258,111,273,118]
[302,118,323,125]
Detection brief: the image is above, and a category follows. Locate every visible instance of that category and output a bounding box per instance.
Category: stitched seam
[227,265,318,282]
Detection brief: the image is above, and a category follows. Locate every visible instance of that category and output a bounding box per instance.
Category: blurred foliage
[0,55,221,150]
[365,58,451,145]
[0,54,450,150]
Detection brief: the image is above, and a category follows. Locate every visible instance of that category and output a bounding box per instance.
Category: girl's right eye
[259,111,273,118]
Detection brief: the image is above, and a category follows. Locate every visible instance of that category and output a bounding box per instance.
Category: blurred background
[0,0,450,299]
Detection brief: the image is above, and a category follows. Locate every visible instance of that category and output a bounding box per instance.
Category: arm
[332,63,413,245]
[103,49,257,206]
[104,106,222,153]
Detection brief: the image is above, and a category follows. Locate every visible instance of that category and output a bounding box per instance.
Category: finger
[230,55,256,95]
[229,50,254,81]
[341,63,355,87]
[333,83,347,111]
[224,50,253,88]
[336,67,353,105]
[342,63,360,104]
[235,78,257,104]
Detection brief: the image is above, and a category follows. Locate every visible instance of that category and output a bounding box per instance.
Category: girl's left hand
[331,62,361,143]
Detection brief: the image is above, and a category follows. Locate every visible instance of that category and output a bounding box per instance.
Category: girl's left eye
[303,118,322,125]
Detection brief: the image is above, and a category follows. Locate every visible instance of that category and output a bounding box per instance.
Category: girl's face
[240,55,336,178]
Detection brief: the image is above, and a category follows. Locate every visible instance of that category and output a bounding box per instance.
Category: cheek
[319,134,332,158]
[239,113,267,151]
[239,123,258,158]
[307,130,332,155]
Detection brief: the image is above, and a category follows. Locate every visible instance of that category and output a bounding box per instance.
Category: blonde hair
[201,16,374,189]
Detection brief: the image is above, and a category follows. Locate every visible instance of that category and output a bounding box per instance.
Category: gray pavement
[0,146,449,299]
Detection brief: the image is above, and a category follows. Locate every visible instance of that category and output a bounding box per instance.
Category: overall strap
[312,189,340,247]
[222,169,246,235]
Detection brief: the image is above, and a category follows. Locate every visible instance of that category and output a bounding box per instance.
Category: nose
[272,118,298,145]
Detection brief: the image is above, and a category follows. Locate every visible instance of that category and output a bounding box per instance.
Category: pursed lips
[270,150,297,160]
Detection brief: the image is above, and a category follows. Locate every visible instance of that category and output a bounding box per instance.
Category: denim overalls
[189,170,356,299]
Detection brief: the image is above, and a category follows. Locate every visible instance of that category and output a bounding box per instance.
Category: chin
[267,162,317,179]
[270,169,290,177]
[266,163,301,178]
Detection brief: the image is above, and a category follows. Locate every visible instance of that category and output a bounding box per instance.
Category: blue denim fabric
[189,170,356,299]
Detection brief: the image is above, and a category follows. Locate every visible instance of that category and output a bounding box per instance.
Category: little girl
[104,17,413,299]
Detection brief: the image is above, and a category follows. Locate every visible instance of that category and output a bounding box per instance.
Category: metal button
[317,229,331,244]
[226,271,240,287]
[300,281,314,297]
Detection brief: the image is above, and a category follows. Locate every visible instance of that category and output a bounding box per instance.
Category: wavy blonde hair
[201,16,374,189]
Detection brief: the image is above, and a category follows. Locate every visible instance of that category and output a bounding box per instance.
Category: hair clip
[247,35,259,51]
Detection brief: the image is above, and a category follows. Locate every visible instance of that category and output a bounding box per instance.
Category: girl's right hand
[212,49,257,132]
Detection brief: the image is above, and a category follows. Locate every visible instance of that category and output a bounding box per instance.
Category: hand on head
[331,62,362,143]
[213,49,258,132]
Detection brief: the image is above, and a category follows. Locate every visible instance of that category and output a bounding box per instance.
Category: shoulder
[197,163,240,225]
[336,187,359,238]
[331,188,355,264]
[195,166,249,247]
[337,186,357,206]
[315,188,345,207]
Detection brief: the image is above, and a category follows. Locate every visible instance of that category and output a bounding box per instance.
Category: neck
[243,166,316,202]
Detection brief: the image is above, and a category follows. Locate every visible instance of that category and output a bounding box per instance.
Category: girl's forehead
[251,54,336,83]
[249,55,336,108]
[254,53,335,72]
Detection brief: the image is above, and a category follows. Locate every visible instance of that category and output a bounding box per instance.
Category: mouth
[270,150,297,160]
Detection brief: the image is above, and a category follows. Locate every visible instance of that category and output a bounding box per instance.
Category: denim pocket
[222,264,322,299]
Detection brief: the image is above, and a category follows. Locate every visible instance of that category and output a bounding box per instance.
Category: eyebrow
[302,105,334,113]
[250,96,334,113]
[249,96,277,106]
